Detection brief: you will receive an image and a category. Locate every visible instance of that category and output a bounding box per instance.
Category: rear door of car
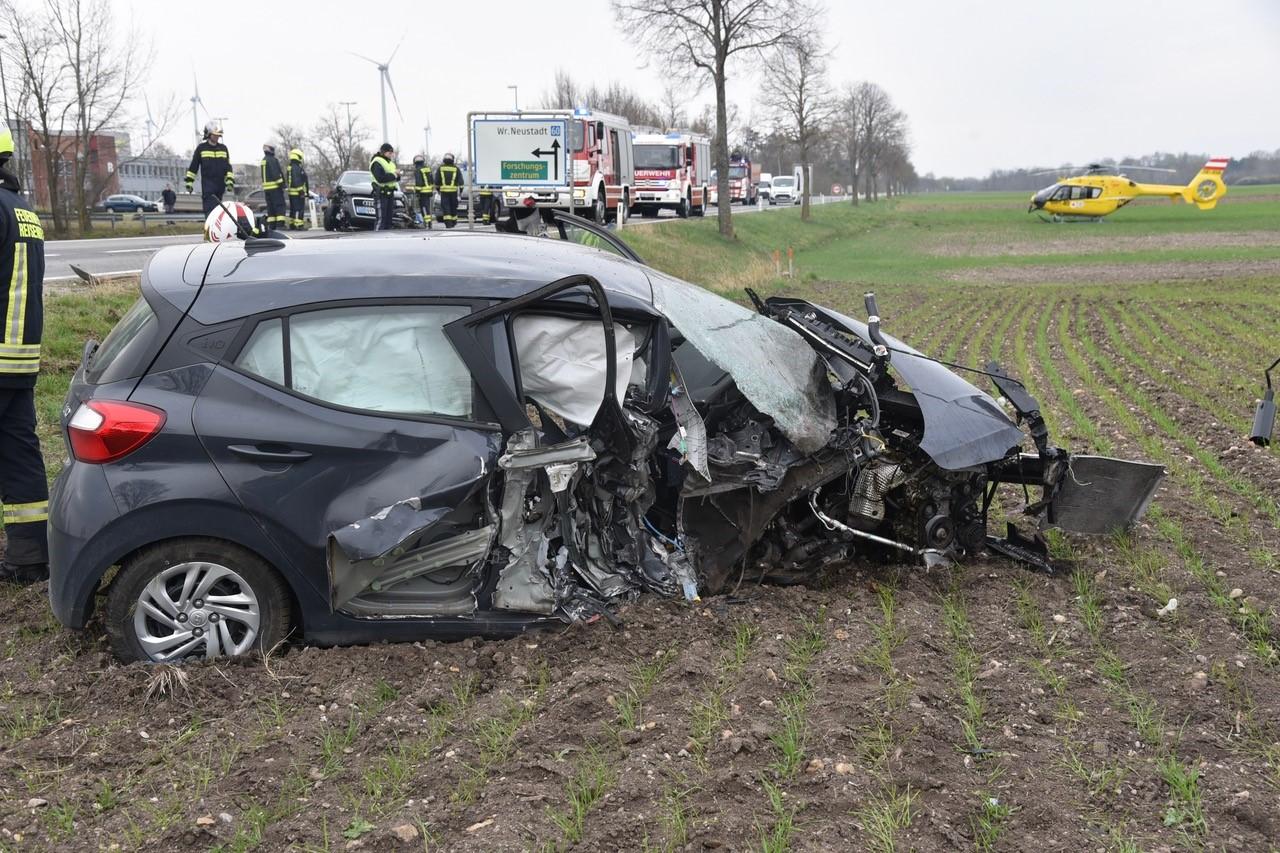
[190,297,501,610]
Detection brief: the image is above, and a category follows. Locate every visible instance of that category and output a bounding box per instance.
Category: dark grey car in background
[48,220,1162,663]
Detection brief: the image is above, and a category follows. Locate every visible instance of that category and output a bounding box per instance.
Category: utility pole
[508,85,519,112]
[423,124,431,161]
[339,101,357,170]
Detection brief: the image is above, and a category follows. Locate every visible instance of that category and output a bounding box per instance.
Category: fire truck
[631,130,711,218]
[492,108,635,223]
[726,154,760,205]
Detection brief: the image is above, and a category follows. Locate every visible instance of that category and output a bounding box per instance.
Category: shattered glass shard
[648,271,837,453]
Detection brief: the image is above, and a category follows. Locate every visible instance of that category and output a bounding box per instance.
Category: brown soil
[946,258,1280,285]
[5,282,1280,852]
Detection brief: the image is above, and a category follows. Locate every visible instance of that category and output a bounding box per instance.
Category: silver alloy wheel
[132,561,261,662]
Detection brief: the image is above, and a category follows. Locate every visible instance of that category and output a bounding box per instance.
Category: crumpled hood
[790,301,1027,470]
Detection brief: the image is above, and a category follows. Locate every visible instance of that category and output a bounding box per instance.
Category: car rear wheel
[105,538,291,664]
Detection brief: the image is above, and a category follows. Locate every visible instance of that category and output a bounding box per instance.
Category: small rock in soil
[26,798,48,808]
[219,813,233,824]
[619,728,642,745]
[805,758,824,774]
[1052,614,1067,623]
[834,762,855,775]
[390,823,419,842]
[1229,588,1244,599]
[196,815,215,827]
[1188,671,1209,693]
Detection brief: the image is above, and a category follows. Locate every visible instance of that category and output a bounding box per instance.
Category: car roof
[148,231,658,325]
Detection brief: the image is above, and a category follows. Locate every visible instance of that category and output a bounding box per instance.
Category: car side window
[235,305,473,419]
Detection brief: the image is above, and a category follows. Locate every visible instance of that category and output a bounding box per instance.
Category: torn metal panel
[667,358,710,482]
[648,271,837,454]
[1045,455,1165,535]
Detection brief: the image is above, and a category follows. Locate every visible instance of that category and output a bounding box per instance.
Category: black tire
[592,190,607,224]
[105,538,292,664]
[676,191,690,219]
[323,203,338,231]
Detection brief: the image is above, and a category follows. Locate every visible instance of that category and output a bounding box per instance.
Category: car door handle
[227,444,313,463]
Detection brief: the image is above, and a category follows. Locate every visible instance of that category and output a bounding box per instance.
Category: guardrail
[89,211,207,232]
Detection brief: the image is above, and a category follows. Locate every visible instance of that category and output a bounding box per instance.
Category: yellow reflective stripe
[3,501,49,523]
[0,359,40,374]
[6,243,26,345]
[201,150,228,158]
[0,342,40,355]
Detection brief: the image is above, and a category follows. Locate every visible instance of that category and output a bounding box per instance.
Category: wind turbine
[350,39,404,146]
[143,94,159,150]
[189,74,208,139]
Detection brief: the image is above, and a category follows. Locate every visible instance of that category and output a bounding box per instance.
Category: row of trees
[1,0,163,235]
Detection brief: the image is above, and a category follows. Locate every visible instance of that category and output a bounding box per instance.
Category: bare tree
[539,71,663,128]
[760,26,833,221]
[659,84,685,129]
[270,124,307,160]
[310,103,369,188]
[614,0,812,239]
[2,1,76,234]
[48,0,151,232]
[835,83,865,205]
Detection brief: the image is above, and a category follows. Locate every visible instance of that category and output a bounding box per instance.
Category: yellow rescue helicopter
[1027,157,1228,221]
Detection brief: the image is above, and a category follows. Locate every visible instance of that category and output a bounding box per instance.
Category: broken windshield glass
[646,271,836,453]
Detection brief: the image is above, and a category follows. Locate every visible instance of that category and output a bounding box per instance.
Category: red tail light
[67,400,166,463]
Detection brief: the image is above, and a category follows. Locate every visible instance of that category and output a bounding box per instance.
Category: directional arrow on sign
[531,139,561,181]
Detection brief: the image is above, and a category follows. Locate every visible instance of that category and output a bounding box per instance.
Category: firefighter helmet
[204,121,224,138]
[289,148,304,161]
[263,142,276,155]
[0,127,13,159]
[443,152,455,164]
[204,202,255,243]
[413,154,425,164]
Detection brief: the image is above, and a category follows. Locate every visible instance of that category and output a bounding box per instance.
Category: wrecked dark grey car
[48,217,1163,662]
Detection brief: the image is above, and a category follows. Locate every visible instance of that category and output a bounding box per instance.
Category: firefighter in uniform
[260,143,286,232]
[434,153,462,229]
[0,127,49,585]
[185,122,235,215]
[369,143,399,231]
[286,148,309,230]
[412,154,434,229]
[476,184,496,225]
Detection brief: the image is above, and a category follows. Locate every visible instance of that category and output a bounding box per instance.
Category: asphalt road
[43,197,843,281]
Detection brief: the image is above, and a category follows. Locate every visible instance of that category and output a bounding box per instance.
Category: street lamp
[508,85,519,112]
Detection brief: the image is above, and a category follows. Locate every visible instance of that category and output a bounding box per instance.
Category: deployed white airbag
[513,315,636,427]
[289,305,472,417]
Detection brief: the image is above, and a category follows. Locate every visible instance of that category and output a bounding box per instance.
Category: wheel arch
[53,501,311,635]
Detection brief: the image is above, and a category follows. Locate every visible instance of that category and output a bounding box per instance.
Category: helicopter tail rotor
[1183,157,1229,210]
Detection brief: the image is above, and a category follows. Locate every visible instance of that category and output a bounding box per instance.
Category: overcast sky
[119,0,1280,177]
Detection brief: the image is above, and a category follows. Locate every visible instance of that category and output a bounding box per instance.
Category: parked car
[100,194,160,213]
[323,170,413,230]
[48,215,1164,663]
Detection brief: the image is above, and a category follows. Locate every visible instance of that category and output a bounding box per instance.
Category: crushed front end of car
[324,271,1165,627]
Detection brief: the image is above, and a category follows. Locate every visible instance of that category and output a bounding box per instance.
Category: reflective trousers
[374,190,395,231]
[265,188,286,230]
[288,194,307,228]
[439,191,459,228]
[0,386,49,566]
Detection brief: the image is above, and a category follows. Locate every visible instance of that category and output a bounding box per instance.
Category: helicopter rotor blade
[1116,164,1178,173]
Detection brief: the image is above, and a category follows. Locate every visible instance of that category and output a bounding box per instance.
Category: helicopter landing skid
[1036,213,1104,224]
